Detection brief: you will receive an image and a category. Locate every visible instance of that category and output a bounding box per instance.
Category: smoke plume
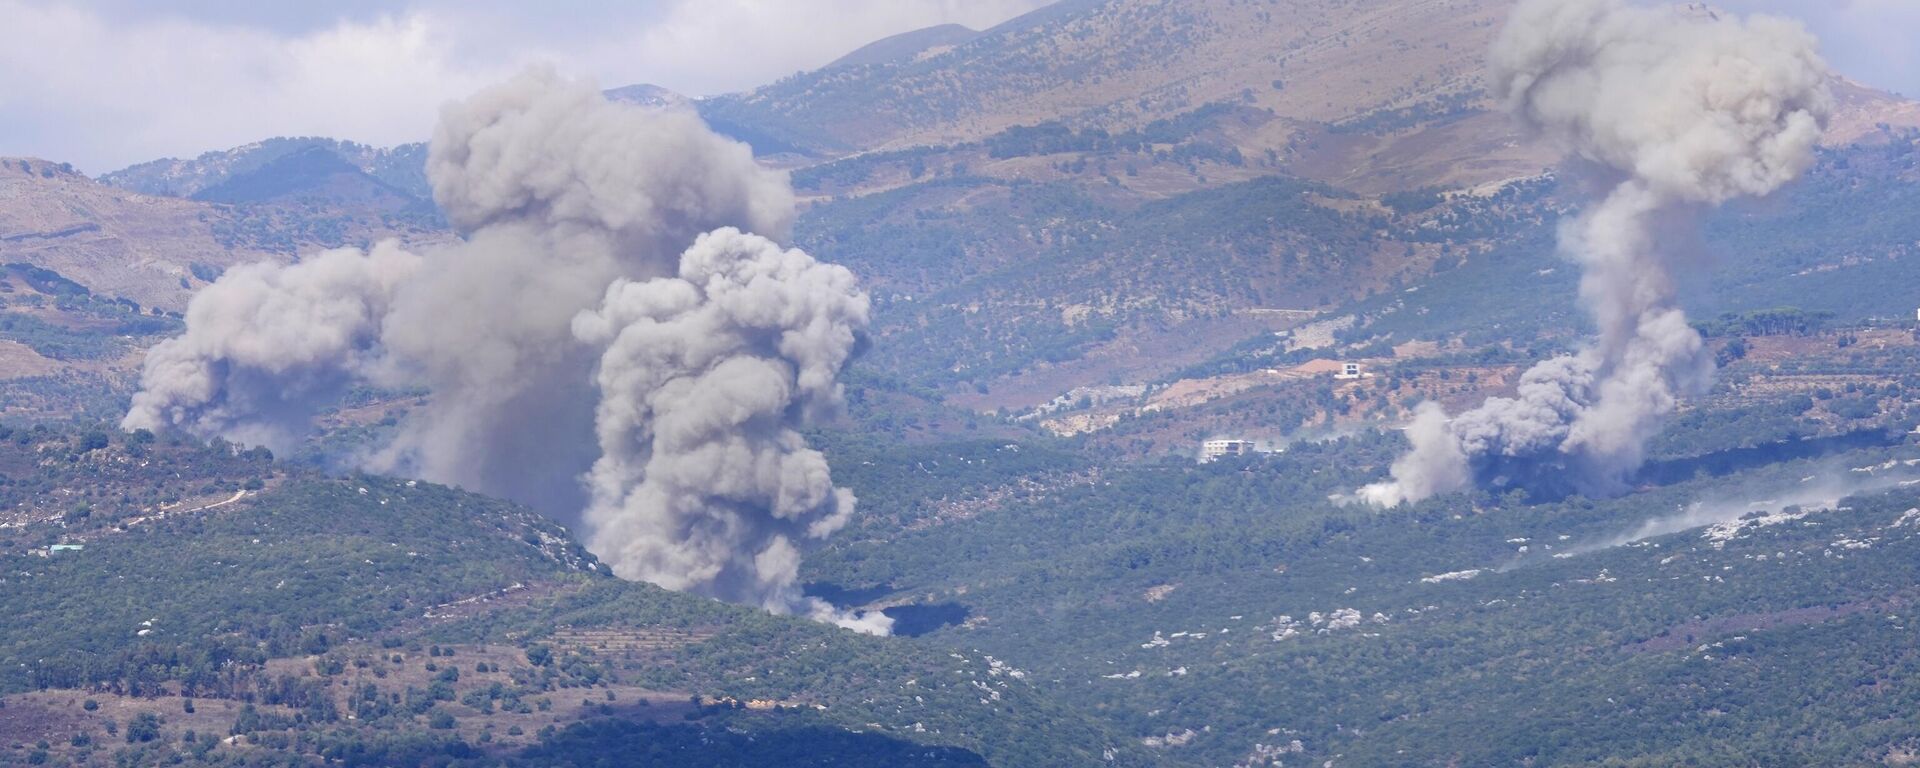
[369,68,794,513]
[574,228,881,632]
[124,242,421,452]
[1357,0,1832,507]
[1555,461,1920,561]
[121,69,888,633]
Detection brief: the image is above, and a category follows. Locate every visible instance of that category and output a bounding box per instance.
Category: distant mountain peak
[0,157,82,181]
[100,137,431,201]
[825,23,981,70]
[603,83,692,111]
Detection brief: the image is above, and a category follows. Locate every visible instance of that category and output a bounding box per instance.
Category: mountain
[603,83,693,111]
[100,138,443,254]
[1826,76,1920,145]
[701,0,1542,187]
[0,259,182,420]
[709,0,1920,191]
[826,23,982,70]
[0,140,443,325]
[102,138,432,203]
[0,158,277,312]
[191,146,429,215]
[755,0,1920,423]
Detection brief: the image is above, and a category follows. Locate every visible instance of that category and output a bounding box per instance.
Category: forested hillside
[4,1,1920,766]
[0,425,1148,767]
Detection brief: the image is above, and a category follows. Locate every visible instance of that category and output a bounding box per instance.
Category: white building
[1201,439,1256,463]
[1334,362,1364,380]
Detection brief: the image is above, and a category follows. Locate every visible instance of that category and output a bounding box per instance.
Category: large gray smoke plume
[121,69,888,634]
[1358,0,1832,507]
[574,228,881,632]
[370,67,793,512]
[125,242,421,451]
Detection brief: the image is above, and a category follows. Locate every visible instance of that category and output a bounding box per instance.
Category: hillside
[0,159,277,312]
[708,0,1920,191]
[0,150,440,318]
[5,0,1918,431]
[805,344,1920,765]
[722,0,1915,422]
[705,0,1511,154]
[826,23,983,70]
[0,425,1148,767]
[102,138,432,203]
[27,0,1912,420]
[0,260,181,421]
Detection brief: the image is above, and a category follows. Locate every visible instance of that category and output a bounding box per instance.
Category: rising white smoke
[1358,0,1832,507]
[120,69,888,634]
[1552,461,1920,560]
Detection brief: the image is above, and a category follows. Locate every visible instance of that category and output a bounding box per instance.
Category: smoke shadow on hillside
[525,718,989,765]
[882,603,972,638]
[1633,428,1903,487]
[1486,428,1905,504]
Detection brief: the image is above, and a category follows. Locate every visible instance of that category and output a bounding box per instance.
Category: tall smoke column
[573,228,888,634]
[1358,0,1831,507]
[367,68,794,512]
[120,70,890,633]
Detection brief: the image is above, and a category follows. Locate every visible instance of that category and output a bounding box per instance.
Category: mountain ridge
[826,23,983,70]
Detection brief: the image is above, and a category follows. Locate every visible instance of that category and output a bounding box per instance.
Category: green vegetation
[0,425,1149,768]
[1328,91,1482,135]
[519,717,988,767]
[981,103,1247,163]
[1693,307,1836,338]
[799,173,1388,390]
[0,263,182,368]
[1335,138,1920,355]
[804,411,1920,766]
[4,263,91,298]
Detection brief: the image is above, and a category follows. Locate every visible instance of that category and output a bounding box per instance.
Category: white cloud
[0,0,1051,173]
[0,3,511,172]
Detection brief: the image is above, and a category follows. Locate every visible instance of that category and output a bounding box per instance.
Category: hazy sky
[1719,0,1920,97]
[0,0,1051,173]
[1,0,1915,174]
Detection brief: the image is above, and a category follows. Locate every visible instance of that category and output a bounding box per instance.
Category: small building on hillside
[47,544,83,554]
[1201,439,1256,463]
[1291,359,1346,377]
[1293,359,1371,380]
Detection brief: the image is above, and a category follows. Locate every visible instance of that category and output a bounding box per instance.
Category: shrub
[428,710,456,730]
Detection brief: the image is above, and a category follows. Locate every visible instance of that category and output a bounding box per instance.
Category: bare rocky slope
[0,158,274,312]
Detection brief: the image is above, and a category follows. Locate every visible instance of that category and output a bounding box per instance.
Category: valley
[2,0,1920,765]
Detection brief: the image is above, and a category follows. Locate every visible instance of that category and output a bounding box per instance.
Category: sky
[0,0,1051,173]
[0,0,1915,174]
[1719,0,1920,97]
